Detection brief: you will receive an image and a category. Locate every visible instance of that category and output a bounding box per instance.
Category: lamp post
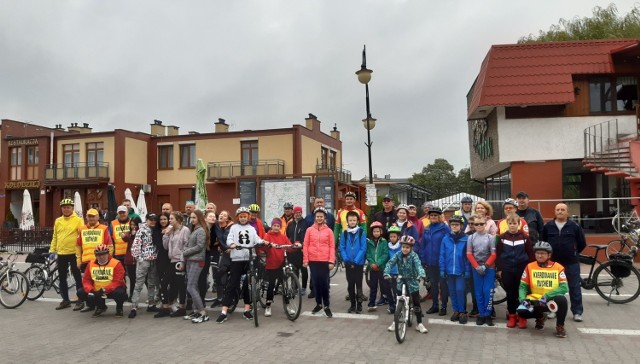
[356,45,376,185]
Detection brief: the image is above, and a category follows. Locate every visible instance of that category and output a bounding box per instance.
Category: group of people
[47,190,586,338]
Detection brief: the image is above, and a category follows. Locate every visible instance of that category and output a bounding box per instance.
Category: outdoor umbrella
[136,189,148,221]
[19,189,35,230]
[107,184,117,222]
[195,158,208,211]
[124,188,138,214]
[74,191,83,219]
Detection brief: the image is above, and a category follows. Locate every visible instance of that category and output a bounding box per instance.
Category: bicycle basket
[25,247,49,263]
[609,253,634,278]
[578,254,596,266]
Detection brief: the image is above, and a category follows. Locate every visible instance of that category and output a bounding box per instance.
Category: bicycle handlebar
[269,244,301,249]
[234,242,265,250]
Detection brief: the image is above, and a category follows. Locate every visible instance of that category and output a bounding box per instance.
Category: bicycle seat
[589,245,608,250]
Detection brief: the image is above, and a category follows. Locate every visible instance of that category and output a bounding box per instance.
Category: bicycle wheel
[594,260,640,304]
[52,268,76,293]
[606,239,631,260]
[282,271,302,321]
[493,277,507,305]
[24,266,47,301]
[249,274,259,327]
[394,299,407,344]
[0,271,30,309]
[330,256,342,278]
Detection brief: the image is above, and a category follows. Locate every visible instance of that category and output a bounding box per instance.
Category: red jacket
[82,256,126,294]
[303,223,335,265]
[260,231,294,269]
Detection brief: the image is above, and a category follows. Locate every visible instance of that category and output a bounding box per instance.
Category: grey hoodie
[226,223,263,261]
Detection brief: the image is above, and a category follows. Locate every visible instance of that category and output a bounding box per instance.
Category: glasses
[473,223,486,226]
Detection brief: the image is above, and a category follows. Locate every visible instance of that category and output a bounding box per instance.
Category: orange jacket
[110,219,131,256]
[76,224,113,266]
[82,257,125,294]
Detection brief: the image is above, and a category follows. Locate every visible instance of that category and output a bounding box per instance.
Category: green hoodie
[366,237,389,271]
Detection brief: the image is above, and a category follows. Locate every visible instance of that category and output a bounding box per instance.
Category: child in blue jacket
[339,211,367,313]
[439,215,470,324]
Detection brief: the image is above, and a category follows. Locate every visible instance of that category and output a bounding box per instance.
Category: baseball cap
[86,208,99,216]
[383,194,393,201]
[516,191,528,198]
[117,206,128,213]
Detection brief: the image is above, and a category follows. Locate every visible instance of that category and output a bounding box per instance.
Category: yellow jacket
[50,212,83,255]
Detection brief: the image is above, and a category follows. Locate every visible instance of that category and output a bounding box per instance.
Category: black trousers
[167,263,186,305]
[56,254,82,302]
[345,264,364,302]
[223,261,250,307]
[501,264,527,314]
[517,295,568,326]
[77,286,127,310]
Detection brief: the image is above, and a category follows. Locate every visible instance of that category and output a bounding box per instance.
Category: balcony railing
[45,162,110,181]
[316,164,352,184]
[207,160,285,179]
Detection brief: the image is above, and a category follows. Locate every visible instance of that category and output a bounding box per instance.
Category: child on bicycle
[339,211,368,313]
[366,221,390,312]
[386,226,402,313]
[384,235,428,334]
[216,207,264,324]
[260,218,300,317]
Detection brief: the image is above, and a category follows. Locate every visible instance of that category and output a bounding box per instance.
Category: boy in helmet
[498,198,529,236]
[517,241,569,338]
[366,221,389,312]
[439,215,470,324]
[384,235,428,334]
[77,244,127,317]
[50,198,85,310]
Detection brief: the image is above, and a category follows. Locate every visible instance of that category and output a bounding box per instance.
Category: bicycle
[329,250,343,278]
[234,243,264,327]
[387,275,415,344]
[606,224,640,260]
[0,251,30,309]
[579,243,640,304]
[270,244,303,321]
[24,251,76,301]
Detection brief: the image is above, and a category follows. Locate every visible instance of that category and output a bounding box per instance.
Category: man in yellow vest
[76,208,113,312]
[110,205,131,263]
[77,244,127,317]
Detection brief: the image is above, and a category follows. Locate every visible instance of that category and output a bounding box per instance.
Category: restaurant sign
[4,181,40,189]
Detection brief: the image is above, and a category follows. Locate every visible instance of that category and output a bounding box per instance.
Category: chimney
[215,118,229,133]
[68,122,92,133]
[330,123,340,140]
[54,124,64,131]
[150,119,166,136]
[166,125,179,136]
[305,113,321,131]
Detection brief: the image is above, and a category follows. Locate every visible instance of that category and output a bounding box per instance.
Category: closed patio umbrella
[195,158,208,211]
[74,191,83,219]
[136,189,148,221]
[124,188,138,214]
[20,189,35,230]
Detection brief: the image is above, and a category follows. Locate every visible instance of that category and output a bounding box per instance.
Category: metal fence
[0,227,53,252]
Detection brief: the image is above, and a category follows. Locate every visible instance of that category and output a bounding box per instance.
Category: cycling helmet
[94,244,109,255]
[503,198,518,208]
[313,207,328,215]
[461,196,473,204]
[396,204,410,212]
[399,235,415,246]
[236,207,251,216]
[283,202,294,209]
[428,206,443,215]
[345,191,357,199]
[387,226,401,235]
[533,241,553,253]
[369,221,384,231]
[60,198,74,206]
[422,202,433,210]
[248,204,260,212]
[448,215,464,225]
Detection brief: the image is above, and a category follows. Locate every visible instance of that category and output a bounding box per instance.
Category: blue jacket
[387,241,401,275]
[417,222,450,266]
[398,221,419,243]
[439,232,469,276]
[541,219,586,266]
[339,227,367,265]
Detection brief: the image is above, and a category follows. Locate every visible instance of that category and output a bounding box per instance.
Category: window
[329,150,337,170]
[63,144,80,165]
[27,146,38,180]
[158,145,173,169]
[320,147,328,168]
[241,141,258,166]
[179,144,195,169]
[10,147,22,181]
[86,142,104,167]
[589,76,638,113]
[485,168,511,219]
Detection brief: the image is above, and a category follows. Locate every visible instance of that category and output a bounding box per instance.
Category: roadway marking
[427,318,508,329]
[300,311,378,320]
[578,328,640,336]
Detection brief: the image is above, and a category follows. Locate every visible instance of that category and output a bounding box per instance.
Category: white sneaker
[547,312,556,319]
[416,323,428,334]
[387,322,395,332]
[573,314,583,322]
[265,306,272,317]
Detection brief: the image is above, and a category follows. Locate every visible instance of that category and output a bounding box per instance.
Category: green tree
[518,4,640,43]
[457,167,485,198]
[409,158,459,200]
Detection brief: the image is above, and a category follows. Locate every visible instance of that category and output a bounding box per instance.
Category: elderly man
[110,205,131,263]
[542,203,586,322]
[183,200,195,229]
[515,191,545,241]
[373,194,397,236]
[161,202,173,215]
[305,197,335,230]
[454,196,474,230]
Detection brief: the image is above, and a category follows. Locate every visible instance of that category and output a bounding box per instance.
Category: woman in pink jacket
[303,207,336,318]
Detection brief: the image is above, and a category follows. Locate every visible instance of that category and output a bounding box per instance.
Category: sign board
[365,184,377,206]
[261,179,309,223]
[315,176,334,212]
[239,180,257,207]
[4,181,40,190]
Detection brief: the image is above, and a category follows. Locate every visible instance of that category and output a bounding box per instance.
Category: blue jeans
[472,267,495,317]
[447,275,467,313]
[563,263,583,315]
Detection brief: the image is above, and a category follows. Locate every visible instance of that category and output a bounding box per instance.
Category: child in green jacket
[366,222,390,311]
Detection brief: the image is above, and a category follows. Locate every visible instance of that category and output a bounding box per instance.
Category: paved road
[4,262,640,363]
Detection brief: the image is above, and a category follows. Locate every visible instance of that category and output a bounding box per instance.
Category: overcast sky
[1,1,637,180]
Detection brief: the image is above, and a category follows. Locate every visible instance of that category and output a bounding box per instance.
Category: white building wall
[497,109,636,162]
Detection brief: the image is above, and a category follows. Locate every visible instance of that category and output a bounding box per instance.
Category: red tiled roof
[467,39,640,119]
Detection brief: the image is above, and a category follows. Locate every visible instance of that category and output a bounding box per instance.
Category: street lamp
[356,45,375,185]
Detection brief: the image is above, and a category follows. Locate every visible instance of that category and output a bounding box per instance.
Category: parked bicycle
[579,243,640,304]
[270,244,302,321]
[606,222,640,260]
[24,250,76,301]
[234,243,264,327]
[0,251,30,309]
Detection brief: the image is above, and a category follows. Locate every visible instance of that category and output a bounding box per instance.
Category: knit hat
[271,218,282,227]
[293,206,303,213]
